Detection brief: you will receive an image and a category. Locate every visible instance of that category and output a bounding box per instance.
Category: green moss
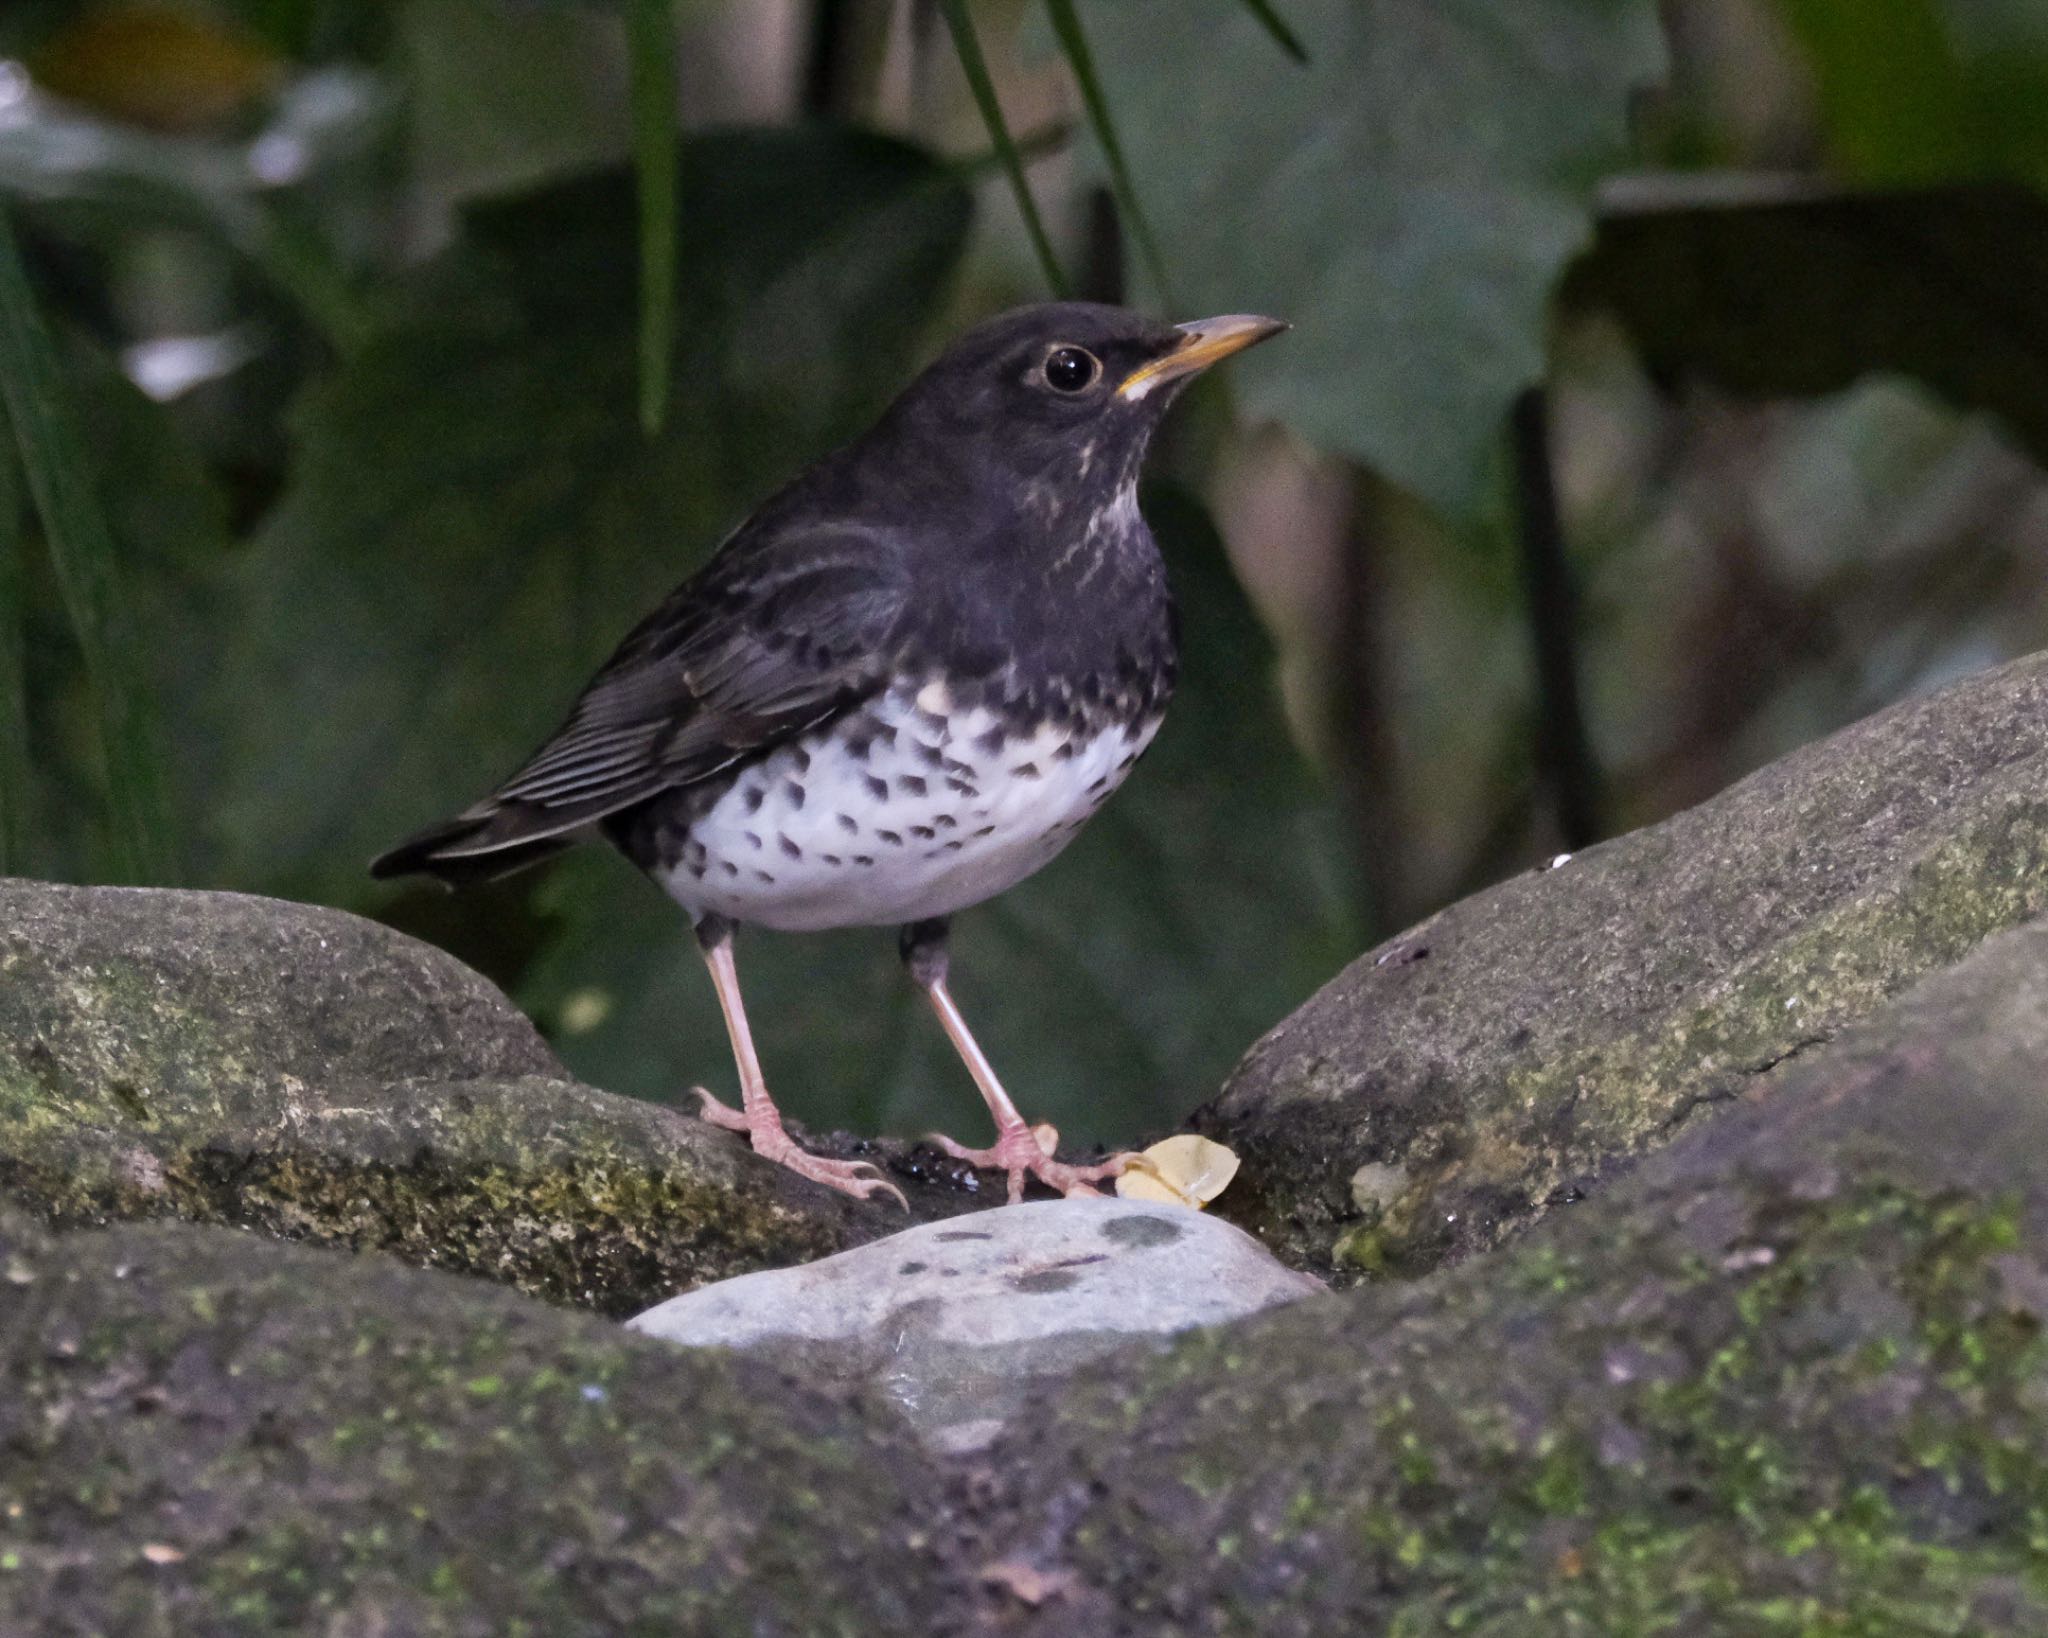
[1,1213,950,1634]
[5,885,897,1316]
[1298,802,2048,1282]
[0,1056,884,1314]
[974,1163,2048,1634]
[1210,661,2048,1282]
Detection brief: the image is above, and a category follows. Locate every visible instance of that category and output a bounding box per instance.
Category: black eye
[1043,346,1100,393]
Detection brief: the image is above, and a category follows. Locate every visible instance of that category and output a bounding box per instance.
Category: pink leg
[690,922,906,1209]
[904,920,1135,1205]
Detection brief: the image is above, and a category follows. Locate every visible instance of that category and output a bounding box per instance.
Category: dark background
[4,0,2045,1146]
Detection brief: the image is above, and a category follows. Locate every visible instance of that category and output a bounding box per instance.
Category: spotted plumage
[372,302,1285,1205]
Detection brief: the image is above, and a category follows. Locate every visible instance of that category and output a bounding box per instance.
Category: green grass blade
[0,207,175,883]
[626,0,680,436]
[953,119,1076,181]
[1237,0,1308,63]
[0,418,25,874]
[1043,0,1171,301]
[938,0,1071,297]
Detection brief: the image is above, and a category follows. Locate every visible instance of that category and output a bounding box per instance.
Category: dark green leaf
[0,207,176,883]
[1570,183,2048,474]
[938,0,1071,297]
[1073,0,1662,524]
[1772,0,2048,192]
[625,0,679,436]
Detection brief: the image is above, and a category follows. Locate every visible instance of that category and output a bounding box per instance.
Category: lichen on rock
[968,921,2048,1634]
[0,880,930,1312]
[0,1211,953,1636]
[1202,651,2048,1279]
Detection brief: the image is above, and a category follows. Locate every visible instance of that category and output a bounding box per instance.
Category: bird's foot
[926,1121,1135,1206]
[689,1086,907,1209]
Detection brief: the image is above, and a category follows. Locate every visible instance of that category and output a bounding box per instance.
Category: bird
[371,301,1285,1207]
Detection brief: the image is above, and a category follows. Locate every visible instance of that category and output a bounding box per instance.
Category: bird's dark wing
[371,529,910,881]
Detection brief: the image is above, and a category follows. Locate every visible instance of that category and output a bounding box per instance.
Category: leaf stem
[1044,0,1171,302]
[938,0,1070,297]
[1510,386,1600,849]
[1236,0,1309,63]
[626,0,680,437]
[0,419,25,874]
[0,207,176,883]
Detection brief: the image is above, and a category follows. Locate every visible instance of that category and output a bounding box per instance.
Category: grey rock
[969,918,2048,1634]
[15,911,2048,1633]
[1201,649,2048,1280]
[0,879,956,1312]
[0,1209,950,1638]
[628,1198,1325,1450]
[0,878,560,1089]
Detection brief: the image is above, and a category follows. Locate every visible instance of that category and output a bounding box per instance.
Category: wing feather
[371,528,910,881]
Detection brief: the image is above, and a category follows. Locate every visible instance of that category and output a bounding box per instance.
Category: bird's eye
[1042,346,1100,394]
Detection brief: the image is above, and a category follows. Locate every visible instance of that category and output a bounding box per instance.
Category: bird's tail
[369,804,581,887]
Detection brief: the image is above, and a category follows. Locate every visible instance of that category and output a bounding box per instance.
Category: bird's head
[875,301,1286,532]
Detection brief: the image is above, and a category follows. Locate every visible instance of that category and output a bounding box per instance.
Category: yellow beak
[1117,313,1288,401]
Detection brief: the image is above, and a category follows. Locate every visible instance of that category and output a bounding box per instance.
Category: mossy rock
[11,911,2048,1632]
[1202,650,2048,1278]
[0,877,559,1089]
[0,880,959,1313]
[0,1212,956,1636]
[971,920,2048,1634]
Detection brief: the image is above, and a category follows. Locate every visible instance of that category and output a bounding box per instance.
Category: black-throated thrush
[373,302,1285,1206]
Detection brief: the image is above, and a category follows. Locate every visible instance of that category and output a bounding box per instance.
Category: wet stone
[627,1197,1325,1452]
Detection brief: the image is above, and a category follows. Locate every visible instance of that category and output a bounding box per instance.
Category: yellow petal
[1115,1134,1240,1210]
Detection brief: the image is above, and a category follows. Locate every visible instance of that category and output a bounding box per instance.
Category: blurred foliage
[0,206,177,882]
[1073,0,1665,526]
[5,0,2048,1145]
[0,421,23,872]
[1777,0,2048,188]
[31,4,282,131]
[216,129,975,904]
[1574,184,2048,475]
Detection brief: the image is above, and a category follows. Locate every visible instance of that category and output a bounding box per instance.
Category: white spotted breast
[655,681,1159,931]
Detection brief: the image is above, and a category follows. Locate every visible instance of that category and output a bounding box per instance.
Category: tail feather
[370,805,583,887]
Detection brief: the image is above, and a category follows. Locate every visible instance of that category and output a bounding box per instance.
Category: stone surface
[0,879,975,1313]
[0,1210,955,1637]
[11,911,2048,1632]
[0,878,559,1087]
[967,919,2048,1633]
[1200,649,2048,1279]
[17,657,2048,1629]
[628,1198,1325,1450]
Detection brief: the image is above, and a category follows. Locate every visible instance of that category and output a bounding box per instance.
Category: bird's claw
[688,1084,752,1132]
[689,1087,908,1209]
[768,1143,909,1211]
[927,1122,1133,1205]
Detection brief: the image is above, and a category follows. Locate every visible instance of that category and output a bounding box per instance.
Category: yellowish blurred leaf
[34,5,282,134]
[1116,1133,1240,1209]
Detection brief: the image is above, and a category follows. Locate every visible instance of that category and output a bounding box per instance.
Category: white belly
[656,685,1158,931]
